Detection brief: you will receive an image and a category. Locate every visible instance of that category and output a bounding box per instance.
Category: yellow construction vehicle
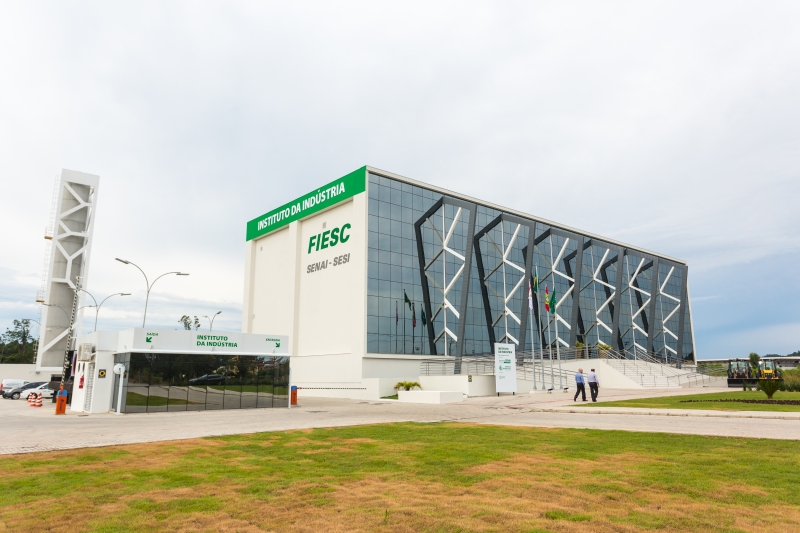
[757,360,782,380]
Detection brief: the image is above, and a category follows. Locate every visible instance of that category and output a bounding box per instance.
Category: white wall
[362,355,427,379]
[70,352,117,413]
[247,192,372,395]
[419,375,496,396]
[0,364,39,384]
[249,226,296,343]
[296,200,360,357]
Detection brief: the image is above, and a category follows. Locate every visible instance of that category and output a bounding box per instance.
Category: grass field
[587,390,800,412]
[2,423,800,532]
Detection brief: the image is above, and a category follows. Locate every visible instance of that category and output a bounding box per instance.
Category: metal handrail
[418,348,721,388]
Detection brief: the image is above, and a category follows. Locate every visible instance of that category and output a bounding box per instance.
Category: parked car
[2,382,45,400]
[188,374,225,385]
[23,383,54,400]
[0,379,31,395]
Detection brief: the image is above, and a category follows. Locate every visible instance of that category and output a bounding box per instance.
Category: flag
[532,275,538,294]
[544,286,550,313]
[404,290,412,310]
[422,308,427,326]
[549,287,557,315]
[412,303,417,327]
[528,281,533,310]
[396,301,398,325]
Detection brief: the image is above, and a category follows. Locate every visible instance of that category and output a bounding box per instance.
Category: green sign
[308,223,351,254]
[246,167,367,241]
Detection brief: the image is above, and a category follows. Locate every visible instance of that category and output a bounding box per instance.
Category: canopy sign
[494,343,517,393]
[128,329,288,355]
[246,167,367,241]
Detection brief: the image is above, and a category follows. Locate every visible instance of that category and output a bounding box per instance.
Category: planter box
[397,390,464,404]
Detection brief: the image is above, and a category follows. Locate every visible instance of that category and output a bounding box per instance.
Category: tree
[749,352,761,376]
[179,315,201,330]
[0,319,35,364]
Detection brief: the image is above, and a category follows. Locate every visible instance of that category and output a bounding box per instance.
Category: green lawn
[587,390,800,411]
[2,423,800,531]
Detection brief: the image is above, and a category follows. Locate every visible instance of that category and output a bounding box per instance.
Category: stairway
[605,359,681,388]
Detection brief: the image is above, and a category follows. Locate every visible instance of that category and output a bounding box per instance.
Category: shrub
[758,379,781,400]
[749,352,761,375]
[394,381,421,391]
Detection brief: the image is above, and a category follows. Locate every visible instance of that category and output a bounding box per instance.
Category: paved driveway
[1,387,798,455]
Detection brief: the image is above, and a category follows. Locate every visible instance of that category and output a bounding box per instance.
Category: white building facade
[243,167,696,400]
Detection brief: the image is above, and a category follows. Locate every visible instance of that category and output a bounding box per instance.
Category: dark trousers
[589,382,599,401]
[574,383,586,401]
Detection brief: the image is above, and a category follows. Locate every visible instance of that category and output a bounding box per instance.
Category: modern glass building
[365,171,694,363]
[244,166,695,399]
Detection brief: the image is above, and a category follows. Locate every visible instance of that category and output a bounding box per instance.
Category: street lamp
[78,289,132,332]
[115,258,189,327]
[42,303,71,322]
[202,311,222,331]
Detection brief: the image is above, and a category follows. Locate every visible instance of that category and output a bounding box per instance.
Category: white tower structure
[36,169,100,372]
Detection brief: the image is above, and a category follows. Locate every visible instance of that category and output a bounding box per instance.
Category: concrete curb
[527,407,800,421]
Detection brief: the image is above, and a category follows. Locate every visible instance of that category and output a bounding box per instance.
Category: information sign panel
[494,343,517,393]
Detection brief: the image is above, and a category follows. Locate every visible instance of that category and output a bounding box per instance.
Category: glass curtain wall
[575,242,620,349]
[474,214,530,351]
[617,253,655,355]
[367,173,440,355]
[366,172,695,362]
[532,228,578,350]
[653,263,683,363]
[113,353,289,414]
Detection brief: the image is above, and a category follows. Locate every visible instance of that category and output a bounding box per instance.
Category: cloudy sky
[1,1,798,359]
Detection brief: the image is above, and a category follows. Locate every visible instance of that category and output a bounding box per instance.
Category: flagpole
[554,303,563,389]
[535,267,545,391]
[395,301,398,354]
[529,297,537,390]
[528,279,537,390]
[403,302,406,355]
[546,287,554,390]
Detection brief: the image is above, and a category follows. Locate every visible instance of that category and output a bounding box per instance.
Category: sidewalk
[1,386,797,456]
[481,387,800,420]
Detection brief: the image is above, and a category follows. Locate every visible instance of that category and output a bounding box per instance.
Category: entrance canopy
[78,328,289,357]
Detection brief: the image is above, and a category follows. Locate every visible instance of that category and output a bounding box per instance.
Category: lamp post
[115,259,189,327]
[43,303,71,322]
[203,311,222,331]
[77,289,131,332]
[24,319,41,361]
[94,293,131,332]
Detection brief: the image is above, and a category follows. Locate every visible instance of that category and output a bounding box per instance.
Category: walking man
[574,368,587,402]
[588,368,599,402]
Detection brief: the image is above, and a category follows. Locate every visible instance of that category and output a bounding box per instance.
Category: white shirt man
[587,369,599,402]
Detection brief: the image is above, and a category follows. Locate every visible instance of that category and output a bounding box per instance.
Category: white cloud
[1,1,798,355]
